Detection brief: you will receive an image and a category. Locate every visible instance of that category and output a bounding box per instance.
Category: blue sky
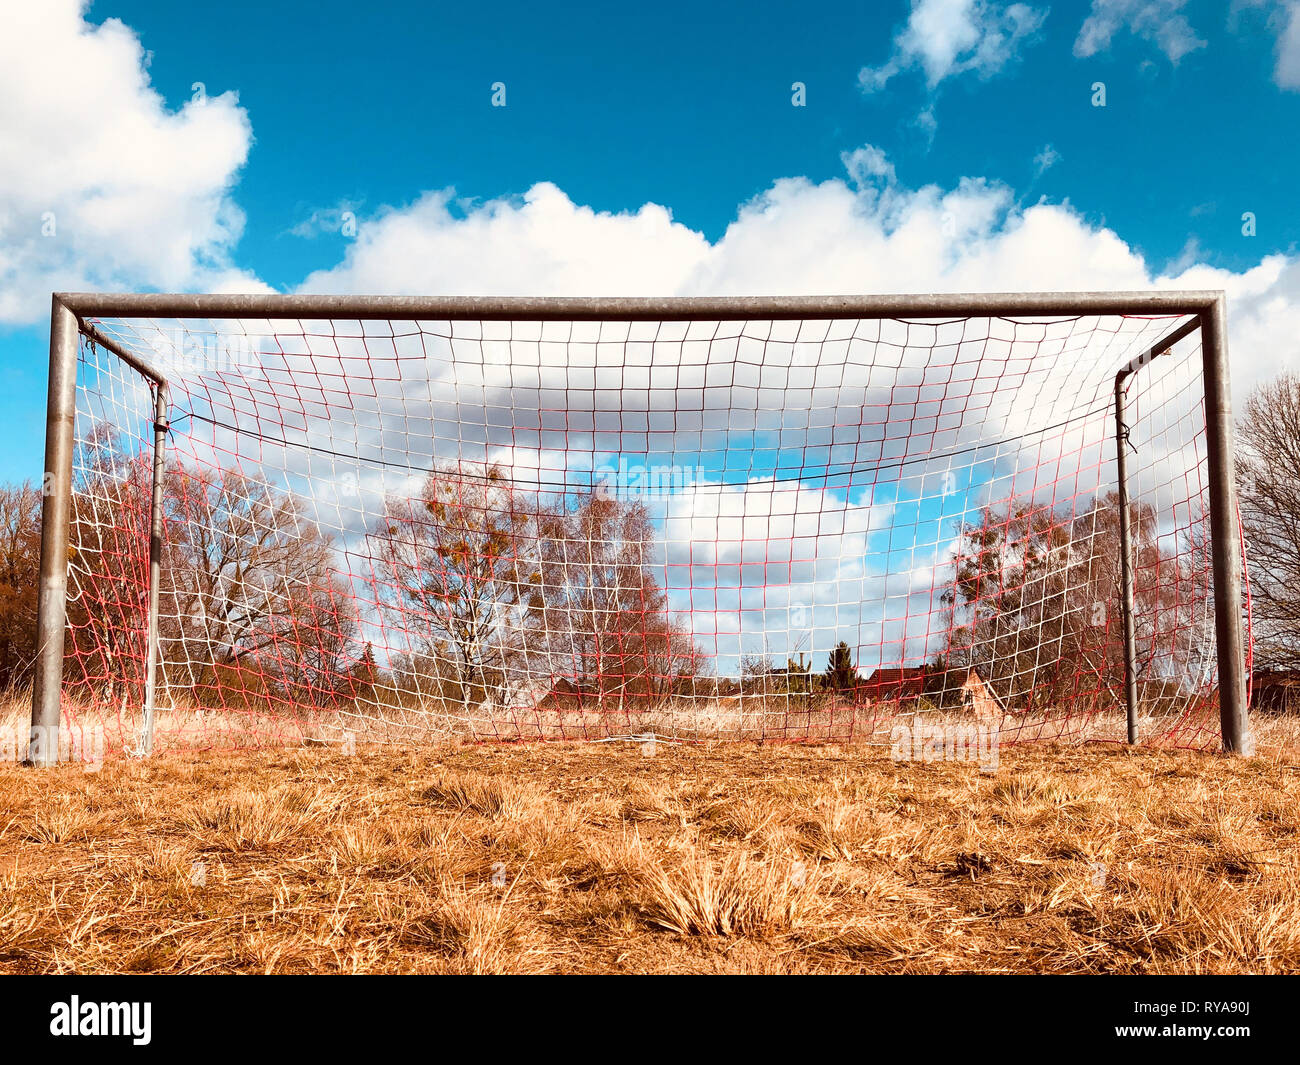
[90,0,1296,279]
[1,0,1298,487]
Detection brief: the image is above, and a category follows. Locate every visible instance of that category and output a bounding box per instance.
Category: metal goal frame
[27,290,1248,762]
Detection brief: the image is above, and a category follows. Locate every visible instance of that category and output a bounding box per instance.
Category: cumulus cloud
[290,143,1299,401]
[859,0,1047,92]
[302,167,1131,301]
[1073,0,1207,64]
[299,184,711,297]
[1169,252,1300,399]
[0,0,255,324]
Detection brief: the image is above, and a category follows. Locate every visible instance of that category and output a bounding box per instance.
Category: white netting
[62,309,1238,750]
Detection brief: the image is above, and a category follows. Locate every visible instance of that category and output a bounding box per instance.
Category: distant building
[953,667,1008,721]
[1250,669,1300,714]
[862,666,929,702]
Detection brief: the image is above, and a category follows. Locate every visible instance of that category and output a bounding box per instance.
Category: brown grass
[2,686,1271,752]
[1,731,1299,974]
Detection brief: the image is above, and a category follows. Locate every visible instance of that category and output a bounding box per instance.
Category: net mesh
[61,309,1247,751]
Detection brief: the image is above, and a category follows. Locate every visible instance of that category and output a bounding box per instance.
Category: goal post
[27,291,1249,763]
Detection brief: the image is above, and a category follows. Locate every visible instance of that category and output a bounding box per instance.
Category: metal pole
[1201,297,1249,753]
[27,298,79,766]
[140,383,170,756]
[1114,375,1141,744]
[55,289,1225,323]
[1111,318,1208,747]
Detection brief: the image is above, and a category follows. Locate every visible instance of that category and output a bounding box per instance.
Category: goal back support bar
[27,290,1248,761]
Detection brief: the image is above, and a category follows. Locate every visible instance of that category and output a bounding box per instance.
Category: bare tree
[1237,372,1300,668]
[272,575,367,707]
[941,493,1196,711]
[159,466,341,699]
[64,423,354,709]
[369,464,536,706]
[530,490,700,708]
[65,427,152,703]
[0,481,42,690]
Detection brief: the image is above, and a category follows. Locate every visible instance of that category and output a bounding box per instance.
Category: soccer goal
[26,292,1250,764]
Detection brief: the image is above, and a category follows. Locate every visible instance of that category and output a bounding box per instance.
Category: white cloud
[1168,252,1300,399]
[656,476,902,663]
[1033,144,1061,176]
[1229,2,1300,90]
[1073,0,1207,64]
[859,0,1047,92]
[286,202,366,240]
[295,146,1300,400]
[913,105,939,147]
[8,5,1297,685]
[1270,1,1300,88]
[841,145,897,189]
[301,167,1130,301]
[299,184,710,297]
[0,0,255,324]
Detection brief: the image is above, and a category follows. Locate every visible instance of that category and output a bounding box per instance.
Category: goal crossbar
[57,289,1227,321]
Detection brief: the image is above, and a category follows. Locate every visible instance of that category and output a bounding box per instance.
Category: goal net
[50,296,1248,753]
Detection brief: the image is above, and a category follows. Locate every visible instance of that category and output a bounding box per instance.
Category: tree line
[36,432,700,713]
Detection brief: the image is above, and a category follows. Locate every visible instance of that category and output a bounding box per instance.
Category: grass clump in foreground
[1,735,1299,974]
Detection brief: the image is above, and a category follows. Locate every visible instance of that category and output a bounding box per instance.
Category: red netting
[61,310,1247,752]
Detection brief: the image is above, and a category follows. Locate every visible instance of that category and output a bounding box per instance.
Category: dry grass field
[2,717,1299,975]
